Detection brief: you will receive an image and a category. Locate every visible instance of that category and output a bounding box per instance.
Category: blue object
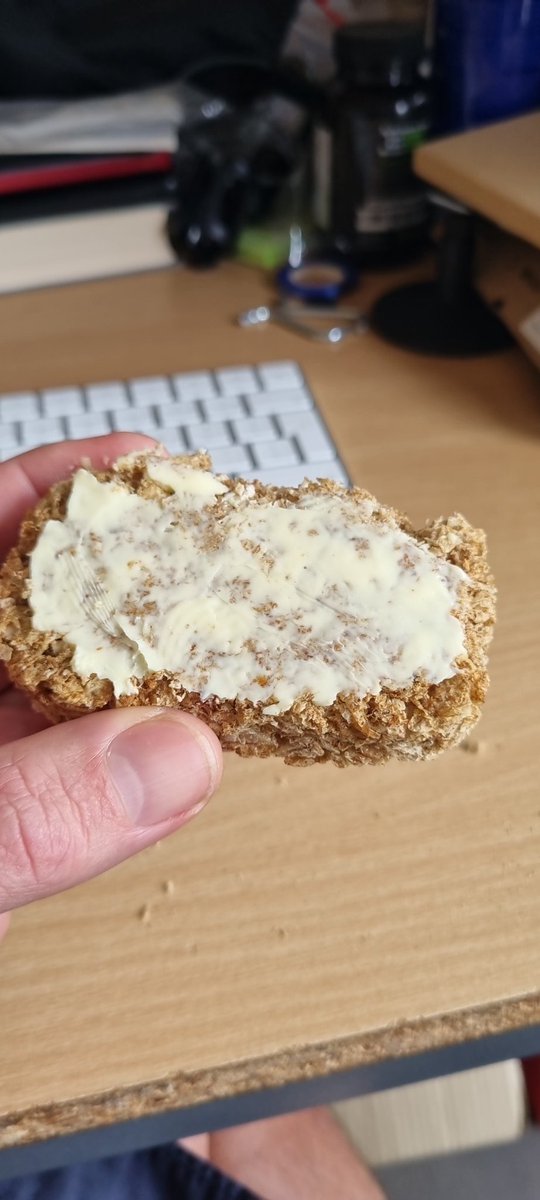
[277,259,358,305]
[0,1145,259,1200]
[435,0,540,133]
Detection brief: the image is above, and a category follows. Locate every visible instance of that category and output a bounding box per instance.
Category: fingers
[0,708,222,913]
[0,433,158,562]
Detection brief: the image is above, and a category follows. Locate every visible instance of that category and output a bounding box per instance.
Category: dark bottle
[313,22,432,265]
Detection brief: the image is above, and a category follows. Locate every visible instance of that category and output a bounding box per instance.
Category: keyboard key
[215,367,259,396]
[129,377,174,407]
[244,461,349,488]
[257,361,304,391]
[158,428,187,454]
[314,461,349,485]
[42,388,84,417]
[4,362,348,488]
[278,410,336,463]
[185,420,232,450]
[252,438,300,470]
[21,417,64,445]
[0,423,18,449]
[242,465,307,487]
[246,389,313,417]
[85,383,129,412]
[111,408,158,434]
[231,415,276,444]
[0,392,39,420]
[172,372,217,402]
[156,400,203,427]
[203,395,246,422]
[209,445,252,475]
[67,412,111,439]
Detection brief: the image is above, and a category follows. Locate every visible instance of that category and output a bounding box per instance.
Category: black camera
[166,93,304,267]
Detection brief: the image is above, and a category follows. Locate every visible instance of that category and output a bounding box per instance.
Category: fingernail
[108,717,218,826]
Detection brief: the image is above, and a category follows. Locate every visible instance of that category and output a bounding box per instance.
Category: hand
[0,435,222,942]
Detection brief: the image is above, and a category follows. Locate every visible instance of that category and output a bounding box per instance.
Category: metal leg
[370,194,513,357]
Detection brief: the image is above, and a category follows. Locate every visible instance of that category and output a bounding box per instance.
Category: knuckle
[0,755,94,898]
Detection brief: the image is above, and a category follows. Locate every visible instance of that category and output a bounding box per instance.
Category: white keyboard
[0,360,349,489]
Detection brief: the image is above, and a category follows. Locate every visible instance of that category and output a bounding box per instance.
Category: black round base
[370,281,513,357]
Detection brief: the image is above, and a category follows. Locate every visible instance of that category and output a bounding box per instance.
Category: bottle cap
[277,259,358,304]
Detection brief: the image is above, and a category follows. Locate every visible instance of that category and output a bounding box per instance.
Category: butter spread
[146,461,228,505]
[29,458,469,712]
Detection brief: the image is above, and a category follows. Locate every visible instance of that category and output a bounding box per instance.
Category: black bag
[0,0,298,98]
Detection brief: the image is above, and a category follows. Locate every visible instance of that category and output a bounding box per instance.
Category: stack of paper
[0,81,207,155]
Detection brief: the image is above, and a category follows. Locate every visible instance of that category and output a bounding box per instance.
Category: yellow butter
[29,456,469,713]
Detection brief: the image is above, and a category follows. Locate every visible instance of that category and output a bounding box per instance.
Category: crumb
[162,879,175,897]
[137,903,152,925]
[274,776,289,787]
[187,942,198,956]
[275,927,286,940]
[460,738,486,754]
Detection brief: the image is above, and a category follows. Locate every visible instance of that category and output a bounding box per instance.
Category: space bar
[243,461,349,487]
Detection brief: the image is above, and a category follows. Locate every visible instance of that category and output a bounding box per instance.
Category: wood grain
[0,262,539,1146]
[415,113,540,249]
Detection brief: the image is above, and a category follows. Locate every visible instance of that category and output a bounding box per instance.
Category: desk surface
[1,262,540,1149]
[415,112,540,249]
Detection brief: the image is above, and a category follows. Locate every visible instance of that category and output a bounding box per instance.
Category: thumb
[0,709,222,913]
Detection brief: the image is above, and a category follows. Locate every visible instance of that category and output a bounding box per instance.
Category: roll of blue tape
[277,259,358,305]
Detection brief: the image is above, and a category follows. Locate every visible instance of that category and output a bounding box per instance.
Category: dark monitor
[0,0,298,99]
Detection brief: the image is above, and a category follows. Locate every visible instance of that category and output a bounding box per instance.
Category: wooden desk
[415,112,540,249]
[1,263,540,1165]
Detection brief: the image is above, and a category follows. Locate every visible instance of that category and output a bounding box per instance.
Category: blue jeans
[0,1146,260,1200]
